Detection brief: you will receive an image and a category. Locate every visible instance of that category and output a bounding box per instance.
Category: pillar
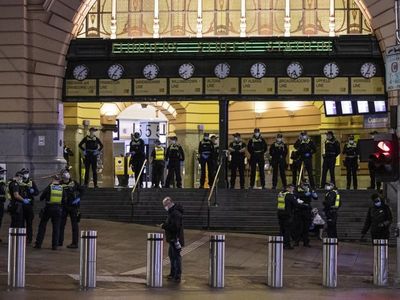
[218,99,228,188]
[100,121,117,188]
[284,0,291,37]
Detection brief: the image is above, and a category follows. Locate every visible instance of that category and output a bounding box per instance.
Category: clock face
[107,64,124,80]
[250,62,266,79]
[287,62,303,79]
[178,63,195,80]
[214,63,230,79]
[323,62,340,79]
[360,62,376,79]
[73,65,89,81]
[143,63,160,80]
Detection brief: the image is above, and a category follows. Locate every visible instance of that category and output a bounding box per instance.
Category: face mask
[164,206,169,211]
[16,177,22,184]
[234,137,239,142]
[374,201,382,207]
[303,135,308,140]
[326,185,332,191]
[327,135,332,140]
[204,137,209,141]
[63,173,71,181]
[277,138,282,143]
[90,132,95,138]
[171,140,177,144]
[255,133,260,138]
[23,174,29,180]
[349,139,354,144]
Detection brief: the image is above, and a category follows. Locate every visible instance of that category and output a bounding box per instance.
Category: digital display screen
[341,101,353,114]
[325,101,337,116]
[374,101,386,112]
[357,101,369,114]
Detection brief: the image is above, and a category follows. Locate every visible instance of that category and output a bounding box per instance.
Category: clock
[73,64,89,81]
[360,62,376,79]
[143,63,160,80]
[214,63,230,79]
[250,62,266,79]
[107,64,124,80]
[323,62,339,79]
[287,62,303,79]
[178,63,195,80]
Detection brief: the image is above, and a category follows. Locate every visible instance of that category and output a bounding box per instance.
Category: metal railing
[130,159,148,201]
[207,163,223,208]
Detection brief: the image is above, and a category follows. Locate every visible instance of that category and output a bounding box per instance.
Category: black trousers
[35,205,62,248]
[293,210,312,245]
[200,158,214,188]
[59,206,79,246]
[278,213,292,247]
[368,163,382,190]
[84,154,98,186]
[131,156,145,187]
[10,202,24,228]
[230,159,245,188]
[151,161,165,187]
[22,204,34,243]
[301,158,315,189]
[168,242,182,279]
[165,160,182,188]
[0,202,4,234]
[321,156,336,187]
[345,158,358,189]
[272,160,287,188]
[325,210,338,238]
[291,162,301,185]
[250,156,265,188]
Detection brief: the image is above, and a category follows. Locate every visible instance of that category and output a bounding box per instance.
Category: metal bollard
[146,233,163,287]
[80,230,97,289]
[266,236,283,288]
[209,234,225,288]
[373,239,388,286]
[322,238,338,288]
[8,228,26,288]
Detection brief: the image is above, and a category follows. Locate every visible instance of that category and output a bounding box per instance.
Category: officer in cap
[247,128,267,189]
[342,134,359,189]
[323,182,341,238]
[277,184,297,249]
[8,171,28,228]
[0,167,7,242]
[269,133,288,189]
[294,131,316,189]
[150,140,165,188]
[165,136,185,188]
[210,134,220,168]
[320,131,340,188]
[368,131,381,190]
[228,133,246,189]
[198,133,215,188]
[129,132,145,188]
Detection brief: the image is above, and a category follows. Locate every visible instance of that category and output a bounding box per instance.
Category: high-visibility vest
[20,180,33,188]
[154,146,164,161]
[49,184,63,204]
[334,190,340,208]
[277,191,289,210]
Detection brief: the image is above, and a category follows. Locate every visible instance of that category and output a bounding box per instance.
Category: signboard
[351,77,385,95]
[134,79,167,96]
[363,114,389,128]
[277,78,312,95]
[99,79,131,96]
[114,157,125,175]
[385,45,400,91]
[65,80,96,96]
[38,136,45,146]
[170,78,203,95]
[205,78,239,95]
[314,77,348,95]
[241,78,275,95]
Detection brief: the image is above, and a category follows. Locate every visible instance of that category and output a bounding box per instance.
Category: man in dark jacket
[129,132,146,188]
[323,182,341,238]
[320,131,340,188]
[247,128,267,189]
[277,184,297,249]
[79,127,103,188]
[361,194,393,240]
[165,136,185,188]
[294,131,316,189]
[161,197,184,282]
[269,133,288,189]
[198,133,215,188]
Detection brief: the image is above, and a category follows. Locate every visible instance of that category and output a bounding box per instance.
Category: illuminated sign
[351,77,385,95]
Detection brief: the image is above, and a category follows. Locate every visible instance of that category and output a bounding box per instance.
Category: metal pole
[146,233,163,287]
[373,239,389,286]
[80,230,97,289]
[209,234,225,288]
[267,236,283,288]
[8,228,26,288]
[322,238,337,288]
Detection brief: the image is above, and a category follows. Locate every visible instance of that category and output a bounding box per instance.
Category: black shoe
[283,245,294,250]
[293,241,299,247]
[58,243,63,247]
[199,186,204,189]
[167,274,174,280]
[261,186,266,190]
[304,243,311,248]
[367,186,375,190]
[94,185,99,189]
[271,186,276,190]
[52,246,57,251]
[346,186,350,190]
[173,277,181,283]
[67,244,78,249]
[0,238,2,243]
[33,244,41,249]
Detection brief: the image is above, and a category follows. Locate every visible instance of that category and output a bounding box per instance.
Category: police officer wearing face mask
[294,131,316,189]
[290,150,302,186]
[129,132,146,188]
[210,134,220,167]
[323,182,341,238]
[165,136,185,188]
[198,133,215,189]
[151,140,165,188]
[368,131,382,191]
[0,167,7,242]
[320,131,340,188]
[228,133,246,189]
[247,128,268,189]
[8,171,28,228]
[361,194,393,241]
[277,184,297,250]
[79,127,103,188]
[269,133,288,189]
[342,134,359,190]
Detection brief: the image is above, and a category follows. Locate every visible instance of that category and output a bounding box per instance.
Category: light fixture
[100,103,119,116]
[254,102,266,114]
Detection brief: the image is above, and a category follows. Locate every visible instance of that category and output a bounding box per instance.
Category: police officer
[151,140,165,188]
[269,133,288,189]
[368,131,382,190]
[247,128,267,189]
[198,133,215,189]
[228,133,246,189]
[8,171,28,228]
[361,193,393,240]
[165,136,185,188]
[34,175,64,250]
[277,184,297,249]
[323,182,341,238]
[290,150,302,185]
[63,143,74,166]
[59,169,83,249]
[320,131,340,188]
[294,131,316,189]
[19,168,39,244]
[79,127,103,188]
[210,134,220,167]
[129,132,145,188]
[0,167,6,242]
[343,135,359,190]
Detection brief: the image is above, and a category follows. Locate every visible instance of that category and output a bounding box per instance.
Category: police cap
[254,128,260,133]
[277,133,283,138]
[233,132,241,137]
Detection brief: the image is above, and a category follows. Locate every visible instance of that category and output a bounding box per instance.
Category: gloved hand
[22,198,30,204]
[180,161,184,167]
[378,222,385,228]
[311,191,318,199]
[93,150,99,156]
[305,191,311,197]
[305,153,311,158]
[29,188,35,194]
[83,150,87,156]
[72,198,80,205]
[131,151,136,156]
[297,199,304,204]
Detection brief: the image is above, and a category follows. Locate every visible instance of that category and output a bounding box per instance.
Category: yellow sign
[99,79,132,96]
[170,78,203,95]
[314,77,349,95]
[241,78,275,95]
[134,79,167,96]
[205,78,239,95]
[351,77,385,95]
[65,80,96,97]
[114,157,125,175]
[277,78,312,95]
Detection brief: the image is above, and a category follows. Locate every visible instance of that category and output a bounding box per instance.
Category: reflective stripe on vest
[20,180,33,188]
[277,191,289,210]
[334,191,340,208]
[49,184,63,204]
[155,147,164,160]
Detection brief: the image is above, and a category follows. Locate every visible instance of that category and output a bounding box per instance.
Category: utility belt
[346,155,357,159]
[325,152,336,156]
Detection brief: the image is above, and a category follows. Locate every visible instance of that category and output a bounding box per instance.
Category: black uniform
[343,141,359,189]
[165,143,185,188]
[361,202,393,240]
[63,146,74,165]
[229,140,246,189]
[368,155,382,190]
[198,139,215,188]
[321,138,340,187]
[323,189,341,238]
[290,150,302,185]
[277,191,296,248]
[294,186,317,246]
[294,138,316,189]
[79,135,103,187]
[8,180,24,228]
[269,141,288,189]
[129,138,145,187]
[247,136,267,188]
[151,146,165,188]
[0,179,6,238]
[19,179,39,243]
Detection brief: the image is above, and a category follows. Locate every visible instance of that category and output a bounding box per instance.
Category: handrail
[207,162,223,207]
[130,159,147,201]
[297,162,304,187]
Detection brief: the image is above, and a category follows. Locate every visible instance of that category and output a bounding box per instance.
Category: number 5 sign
[385,45,400,91]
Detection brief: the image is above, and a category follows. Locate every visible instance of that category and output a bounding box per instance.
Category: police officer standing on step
[34,175,65,250]
[210,134,220,168]
[269,133,288,189]
[0,167,7,242]
[129,132,145,188]
[343,135,359,190]
[320,131,340,188]
[79,127,103,188]
[228,133,246,189]
[8,171,28,228]
[368,131,382,190]
[151,140,165,188]
[247,128,267,189]
[294,131,316,189]
[277,184,297,249]
[323,182,341,238]
[290,149,302,185]
[198,133,215,189]
[165,136,185,188]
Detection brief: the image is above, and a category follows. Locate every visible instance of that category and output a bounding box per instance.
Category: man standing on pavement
[165,136,185,188]
[323,182,341,238]
[150,140,165,188]
[8,171,27,228]
[361,193,392,240]
[198,133,215,188]
[342,134,359,190]
[320,131,340,188]
[277,184,297,249]
[228,133,246,189]
[294,131,316,189]
[129,132,146,188]
[269,133,288,189]
[247,128,267,189]
[79,127,103,188]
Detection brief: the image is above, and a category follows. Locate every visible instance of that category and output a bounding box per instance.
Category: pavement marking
[68,274,146,284]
